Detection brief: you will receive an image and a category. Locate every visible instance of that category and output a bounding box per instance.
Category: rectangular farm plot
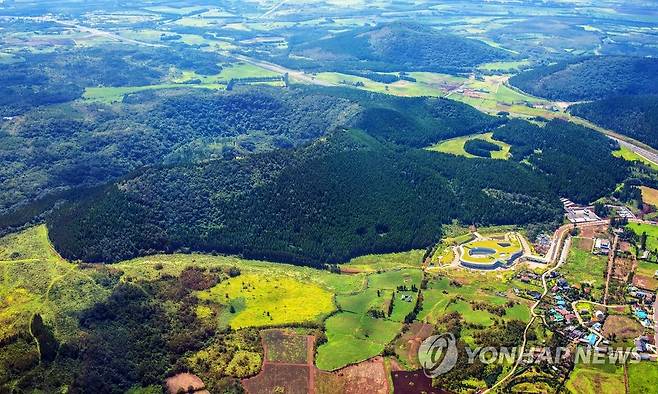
[262,330,309,364]
[197,273,335,329]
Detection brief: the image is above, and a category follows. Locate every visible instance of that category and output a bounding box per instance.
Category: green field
[613,146,658,170]
[316,268,422,370]
[427,132,511,159]
[83,63,283,104]
[565,362,625,394]
[627,222,658,252]
[560,238,608,300]
[418,272,531,345]
[477,59,531,71]
[315,313,401,371]
[341,249,424,272]
[628,362,658,393]
[0,226,110,342]
[197,273,335,329]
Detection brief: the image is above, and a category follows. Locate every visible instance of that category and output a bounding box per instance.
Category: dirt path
[603,234,619,305]
[307,335,316,394]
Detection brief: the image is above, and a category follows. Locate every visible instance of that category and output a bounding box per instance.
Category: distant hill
[509,56,658,101]
[47,128,562,266]
[285,23,512,73]
[570,95,658,149]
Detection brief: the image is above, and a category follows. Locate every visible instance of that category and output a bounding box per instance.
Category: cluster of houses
[533,233,552,256]
[628,286,655,328]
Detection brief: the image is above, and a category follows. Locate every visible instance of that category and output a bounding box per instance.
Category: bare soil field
[317,356,389,394]
[243,364,310,394]
[602,315,643,341]
[392,370,449,394]
[165,373,209,394]
[579,225,608,239]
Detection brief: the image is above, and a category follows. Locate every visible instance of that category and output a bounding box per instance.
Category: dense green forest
[0,87,357,218]
[47,128,563,265]
[267,23,512,73]
[509,56,658,101]
[492,119,627,203]
[0,46,226,116]
[569,95,658,149]
[464,139,502,158]
[0,85,504,232]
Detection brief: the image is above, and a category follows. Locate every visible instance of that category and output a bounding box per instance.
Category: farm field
[83,62,283,103]
[197,273,335,329]
[634,261,658,291]
[640,186,658,207]
[427,132,511,159]
[627,362,658,393]
[627,223,658,252]
[560,237,608,301]
[565,362,625,394]
[341,249,424,273]
[417,272,531,345]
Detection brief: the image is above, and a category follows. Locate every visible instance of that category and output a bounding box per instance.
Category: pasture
[427,132,511,159]
[627,222,658,252]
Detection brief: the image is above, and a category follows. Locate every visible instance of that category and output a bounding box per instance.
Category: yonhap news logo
[418,333,459,377]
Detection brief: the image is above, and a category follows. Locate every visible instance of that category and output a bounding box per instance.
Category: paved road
[231,54,339,87]
[612,138,658,167]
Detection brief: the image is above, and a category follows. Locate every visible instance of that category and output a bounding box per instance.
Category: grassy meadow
[427,132,511,159]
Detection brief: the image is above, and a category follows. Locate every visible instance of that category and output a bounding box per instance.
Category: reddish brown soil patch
[243,364,310,394]
[340,267,364,274]
[602,315,644,340]
[579,225,608,239]
[392,370,450,394]
[317,357,389,394]
[619,241,632,253]
[574,237,594,251]
[612,257,634,281]
[165,373,209,394]
[633,274,658,291]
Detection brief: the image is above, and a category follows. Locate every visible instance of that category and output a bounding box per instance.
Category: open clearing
[560,237,608,301]
[427,132,511,159]
[197,273,334,329]
[640,186,658,206]
[627,222,658,251]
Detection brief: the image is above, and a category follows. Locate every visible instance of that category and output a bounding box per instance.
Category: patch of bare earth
[317,356,389,394]
[602,315,643,340]
[165,373,209,394]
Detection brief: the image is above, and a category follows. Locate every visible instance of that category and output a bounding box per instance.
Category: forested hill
[282,23,512,73]
[508,56,658,101]
[47,129,562,266]
[569,95,658,149]
[492,119,627,203]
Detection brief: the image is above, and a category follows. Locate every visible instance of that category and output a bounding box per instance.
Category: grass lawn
[613,146,658,171]
[627,222,658,251]
[427,132,511,160]
[565,362,625,394]
[560,238,608,300]
[197,273,335,329]
[342,249,424,272]
[627,362,658,393]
